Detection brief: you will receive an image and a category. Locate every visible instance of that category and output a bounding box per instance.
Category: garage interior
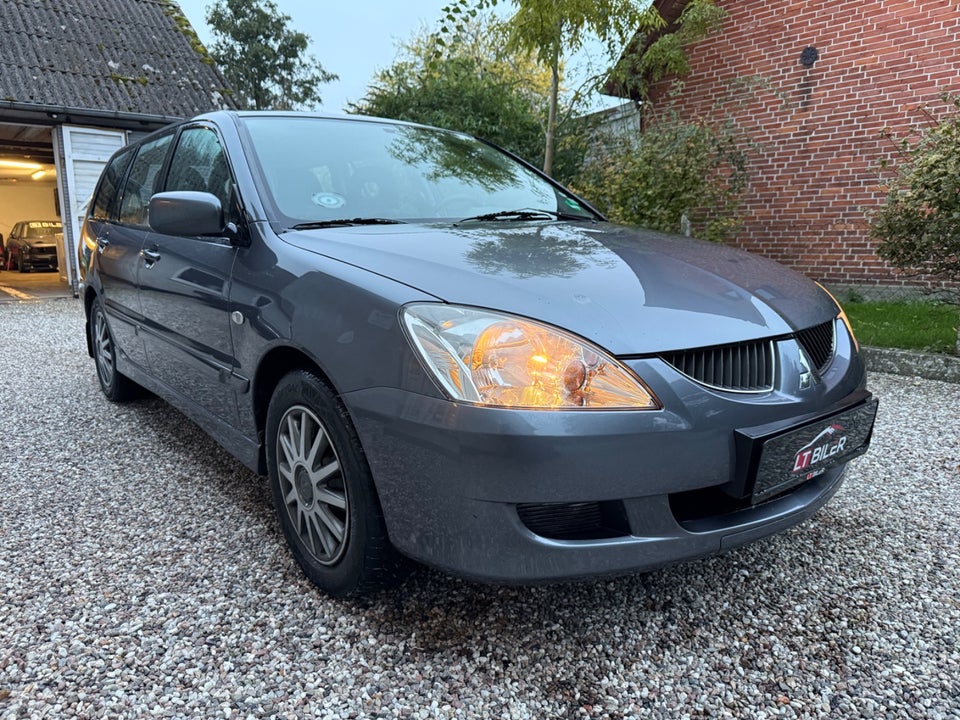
[0,121,72,300]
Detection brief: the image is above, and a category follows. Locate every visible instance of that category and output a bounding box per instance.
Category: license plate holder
[736,395,878,503]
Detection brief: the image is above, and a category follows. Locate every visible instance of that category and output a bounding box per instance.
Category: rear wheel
[90,297,139,401]
[266,370,403,597]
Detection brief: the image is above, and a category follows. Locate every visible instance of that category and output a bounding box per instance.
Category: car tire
[266,370,404,597]
[90,297,139,402]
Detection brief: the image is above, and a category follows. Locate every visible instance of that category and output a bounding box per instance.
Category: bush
[572,110,749,242]
[872,93,960,302]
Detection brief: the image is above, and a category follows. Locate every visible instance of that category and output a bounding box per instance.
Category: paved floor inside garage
[0,268,73,301]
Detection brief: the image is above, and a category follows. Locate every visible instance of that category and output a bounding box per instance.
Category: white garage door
[53,126,128,291]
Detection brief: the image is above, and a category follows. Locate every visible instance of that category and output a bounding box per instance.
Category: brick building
[610,0,960,293]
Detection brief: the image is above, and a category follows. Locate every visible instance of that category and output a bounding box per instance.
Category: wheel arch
[252,345,342,472]
[82,287,98,358]
[260,353,406,595]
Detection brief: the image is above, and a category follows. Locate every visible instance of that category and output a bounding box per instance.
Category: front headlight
[816,283,859,351]
[402,303,661,410]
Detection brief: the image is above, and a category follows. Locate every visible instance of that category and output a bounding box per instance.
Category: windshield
[25,222,62,238]
[239,116,596,225]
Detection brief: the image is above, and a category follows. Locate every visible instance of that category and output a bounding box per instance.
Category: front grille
[517,501,629,540]
[796,320,836,373]
[660,339,776,393]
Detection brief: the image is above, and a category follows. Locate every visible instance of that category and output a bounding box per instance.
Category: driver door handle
[96,236,110,252]
[141,248,161,267]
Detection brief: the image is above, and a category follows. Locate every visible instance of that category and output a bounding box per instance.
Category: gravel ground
[1,299,958,719]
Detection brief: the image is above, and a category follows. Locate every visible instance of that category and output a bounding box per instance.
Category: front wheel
[266,370,403,597]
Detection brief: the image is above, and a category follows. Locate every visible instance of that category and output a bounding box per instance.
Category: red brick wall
[647,0,960,288]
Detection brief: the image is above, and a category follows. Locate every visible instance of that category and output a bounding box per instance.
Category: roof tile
[0,0,236,118]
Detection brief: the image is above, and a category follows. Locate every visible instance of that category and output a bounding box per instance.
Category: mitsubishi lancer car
[79,111,877,597]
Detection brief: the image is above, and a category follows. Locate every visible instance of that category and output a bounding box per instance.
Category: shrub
[572,109,749,243]
[872,93,960,302]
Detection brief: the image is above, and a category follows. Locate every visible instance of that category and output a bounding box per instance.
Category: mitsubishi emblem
[798,347,817,390]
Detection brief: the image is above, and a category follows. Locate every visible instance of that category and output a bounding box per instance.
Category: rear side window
[91,148,135,221]
[118,134,174,227]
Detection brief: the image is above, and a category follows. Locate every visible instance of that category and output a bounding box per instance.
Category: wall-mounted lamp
[800,47,819,67]
[31,170,47,180]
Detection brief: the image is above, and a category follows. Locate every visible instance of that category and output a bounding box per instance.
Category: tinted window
[119,134,174,227]
[91,148,135,221]
[165,127,235,218]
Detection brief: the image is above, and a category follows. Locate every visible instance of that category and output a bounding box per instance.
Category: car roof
[112,109,473,162]
[194,109,471,137]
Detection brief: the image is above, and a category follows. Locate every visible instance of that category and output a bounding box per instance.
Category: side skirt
[116,354,265,475]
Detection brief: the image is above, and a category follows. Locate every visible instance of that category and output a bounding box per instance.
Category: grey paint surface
[279,221,838,356]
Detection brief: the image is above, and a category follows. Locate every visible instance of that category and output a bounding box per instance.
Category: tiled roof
[0,0,235,120]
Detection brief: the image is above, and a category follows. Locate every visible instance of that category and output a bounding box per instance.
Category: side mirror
[149,191,224,237]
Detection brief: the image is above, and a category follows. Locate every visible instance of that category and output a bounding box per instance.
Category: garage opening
[0,121,70,301]
[0,122,130,303]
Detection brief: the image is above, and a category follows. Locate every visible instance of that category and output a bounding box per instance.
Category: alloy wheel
[276,405,349,565]
[93,308,115,389]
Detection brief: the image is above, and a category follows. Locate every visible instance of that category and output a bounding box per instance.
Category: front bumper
[20,249,59,271]
[344,366,875,583]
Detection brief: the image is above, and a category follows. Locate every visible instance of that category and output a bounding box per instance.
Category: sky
[173,0,624,114]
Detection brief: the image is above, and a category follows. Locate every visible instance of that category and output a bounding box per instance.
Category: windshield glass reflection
[464,225,617,279]
[240,116,594,225]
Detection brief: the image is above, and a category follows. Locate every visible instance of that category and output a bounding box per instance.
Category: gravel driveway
[1,300,958,719]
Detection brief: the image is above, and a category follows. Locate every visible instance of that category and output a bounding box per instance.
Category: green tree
[614,0,729,98]
[440,0,725,176]
[351,18,588,180]
[872,93,960,305]
[206,0,337,110]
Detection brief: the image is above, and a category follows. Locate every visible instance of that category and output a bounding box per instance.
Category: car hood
[280,222,838,355]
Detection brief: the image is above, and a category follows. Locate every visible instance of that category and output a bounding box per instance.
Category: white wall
[0,182,60,240]
[54,126,129,290]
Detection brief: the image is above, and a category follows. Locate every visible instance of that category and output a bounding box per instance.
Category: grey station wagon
[80,111,877,597]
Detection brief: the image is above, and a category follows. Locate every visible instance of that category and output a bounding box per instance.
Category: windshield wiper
[454,209,559,225]
[290,218,407,230]
[454,208,596,226]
